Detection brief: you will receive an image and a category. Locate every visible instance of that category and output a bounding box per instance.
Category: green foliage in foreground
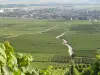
[0,41,34,75]
[0,41,100,75]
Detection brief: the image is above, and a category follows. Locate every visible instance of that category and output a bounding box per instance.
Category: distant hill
[90,0,100,3]
[0,2,56,8]
[30,2,56,6]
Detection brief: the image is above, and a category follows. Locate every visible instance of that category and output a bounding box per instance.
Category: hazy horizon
[0,0,100,4]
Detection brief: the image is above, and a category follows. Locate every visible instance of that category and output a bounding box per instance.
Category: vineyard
[0,18,100,75]
[0,41,100,75]
[0,2,100,74]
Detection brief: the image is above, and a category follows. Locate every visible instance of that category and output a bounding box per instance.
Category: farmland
[0,18,100,68]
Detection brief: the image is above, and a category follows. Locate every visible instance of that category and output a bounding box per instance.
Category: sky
[0,0,99,4]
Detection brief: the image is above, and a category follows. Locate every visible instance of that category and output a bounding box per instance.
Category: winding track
[95,26,100,31]
[56,31,74,56]
[56,32,66,39]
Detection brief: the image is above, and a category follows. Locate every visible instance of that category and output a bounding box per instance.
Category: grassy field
[0,18,99,68]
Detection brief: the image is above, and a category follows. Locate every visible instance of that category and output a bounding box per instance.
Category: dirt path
[56,32,66,39]
[95,26,100,31]
[56,32,74,56]
[62,39,74,56]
